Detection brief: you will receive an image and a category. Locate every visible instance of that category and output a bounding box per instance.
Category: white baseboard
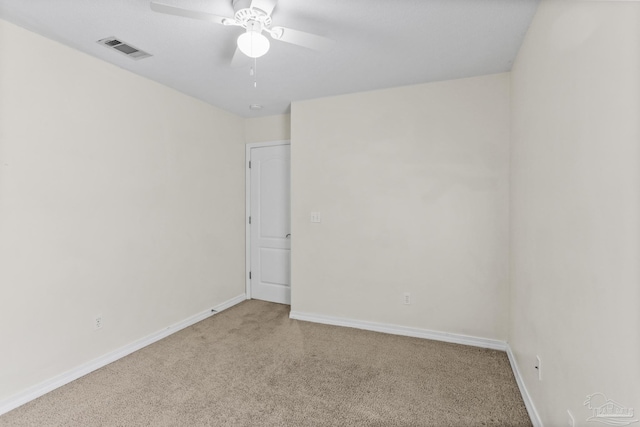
[506,346,543,427]
[212,293,247,313]
[0,293,247,416]
[289,311,541,426]
[2,298,541,427]
[289,311,508,351]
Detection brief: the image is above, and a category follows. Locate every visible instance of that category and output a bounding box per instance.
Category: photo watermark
[584,393,638,426]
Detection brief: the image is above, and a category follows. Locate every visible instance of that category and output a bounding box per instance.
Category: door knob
[286,234,291,239]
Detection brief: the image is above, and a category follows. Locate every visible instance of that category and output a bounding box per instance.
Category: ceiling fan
[150,0,333,62]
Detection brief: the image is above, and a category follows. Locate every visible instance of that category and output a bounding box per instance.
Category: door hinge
[249,216,251,224]
[249,161,251,168]
[249,271,252,279]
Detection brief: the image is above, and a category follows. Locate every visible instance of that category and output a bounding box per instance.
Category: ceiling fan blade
[150,2,233,26]
[250,0,278,16]
[230,47,252,68]
[270,27,334,52]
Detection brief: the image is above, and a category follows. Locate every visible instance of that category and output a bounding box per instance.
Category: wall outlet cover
[403,292,411,305]
[94,315,103,330]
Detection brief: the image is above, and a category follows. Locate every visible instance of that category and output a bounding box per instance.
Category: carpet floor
[0,300,531,426]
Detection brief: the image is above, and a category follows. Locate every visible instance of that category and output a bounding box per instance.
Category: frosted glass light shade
[237,30,270,58]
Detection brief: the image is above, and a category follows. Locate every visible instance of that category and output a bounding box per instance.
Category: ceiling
[0,0,539,118]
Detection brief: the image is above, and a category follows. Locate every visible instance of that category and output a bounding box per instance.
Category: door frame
[245,140,291,300]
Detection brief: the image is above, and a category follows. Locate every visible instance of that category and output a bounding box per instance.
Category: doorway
[245,141,291,305]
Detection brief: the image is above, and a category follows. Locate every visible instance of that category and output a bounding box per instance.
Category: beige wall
[0,19,245,400]
[291,74,510,340]
[244,114,290,144]
[510,1,640,425]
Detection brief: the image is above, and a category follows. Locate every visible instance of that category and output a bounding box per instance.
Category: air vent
[97,37,152,60]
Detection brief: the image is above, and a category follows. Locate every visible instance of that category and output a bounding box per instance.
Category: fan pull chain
[249,65,257,88]
[253,57,258,88]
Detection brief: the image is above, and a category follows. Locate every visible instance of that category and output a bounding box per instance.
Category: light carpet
[0,300,531,426]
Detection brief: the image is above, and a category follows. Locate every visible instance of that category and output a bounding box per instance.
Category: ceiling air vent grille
[97,37,152,60]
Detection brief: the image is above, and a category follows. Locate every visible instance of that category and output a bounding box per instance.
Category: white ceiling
[0,0,539,118]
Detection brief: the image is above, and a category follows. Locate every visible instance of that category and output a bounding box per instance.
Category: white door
[249,144,291,305]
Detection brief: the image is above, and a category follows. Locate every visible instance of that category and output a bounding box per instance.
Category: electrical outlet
[94,315,103,330]
[403,292,411,305]
[535,355,542,381]
[310,212,321,223]
[567,410,575,427]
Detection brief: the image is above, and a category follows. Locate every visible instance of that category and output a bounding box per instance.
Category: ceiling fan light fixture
[237,27,270,58]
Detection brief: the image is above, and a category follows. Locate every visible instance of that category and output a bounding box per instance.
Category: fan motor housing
[232,0,272,27]
[235,9,271,27]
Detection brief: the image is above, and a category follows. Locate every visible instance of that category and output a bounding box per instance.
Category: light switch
[310,212,321,223]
